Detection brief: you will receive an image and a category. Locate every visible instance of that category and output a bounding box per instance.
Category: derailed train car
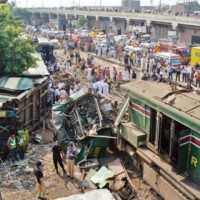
[54,91,117,166]
[115,80,200,200]
[0,54,50,158]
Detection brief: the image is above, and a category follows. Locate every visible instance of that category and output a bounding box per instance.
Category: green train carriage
[115,80,200,200]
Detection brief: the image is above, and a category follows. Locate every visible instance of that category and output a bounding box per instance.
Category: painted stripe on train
[180,135,200,148]
[130,102,150,118]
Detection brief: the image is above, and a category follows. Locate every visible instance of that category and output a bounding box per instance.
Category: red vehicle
[172,46,190,64]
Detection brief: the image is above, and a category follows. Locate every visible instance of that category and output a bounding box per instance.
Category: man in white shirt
[102,82,110,97]
[186,65,191,83]
[59,88,67,99]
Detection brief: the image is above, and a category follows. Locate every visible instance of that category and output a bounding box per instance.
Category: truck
[190,47,200,66]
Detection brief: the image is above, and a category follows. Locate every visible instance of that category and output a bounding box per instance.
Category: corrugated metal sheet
[23,53,49,76]
[0,76,48,109]
[0,77,33,91]
[0,93,17,107]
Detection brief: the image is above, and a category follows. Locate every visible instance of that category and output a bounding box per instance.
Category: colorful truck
[154,43,190,64]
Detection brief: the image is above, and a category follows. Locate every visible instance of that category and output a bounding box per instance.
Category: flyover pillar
[109,17,115,34]
[146,20,152,35]
[126,18,130,32]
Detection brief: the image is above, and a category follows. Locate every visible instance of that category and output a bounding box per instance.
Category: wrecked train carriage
[55,91,117,163]
[0,54,50,157]
[115,80,200,200]
[64,92,116,140]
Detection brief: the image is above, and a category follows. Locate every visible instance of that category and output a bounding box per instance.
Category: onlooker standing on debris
[52,141,66,174]
[66,143,77,179]
[34,160,46,199]
[87,80,93,93]
[21,126,30,152]
[16,132,24,160]
[112,66,117,82]
[186,65,191,83]
[168,64,173,81]
[7,132,18,163]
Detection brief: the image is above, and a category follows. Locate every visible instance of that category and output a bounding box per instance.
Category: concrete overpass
[26,8,200,43]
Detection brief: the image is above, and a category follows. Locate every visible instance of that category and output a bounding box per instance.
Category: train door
[158,113,190,166]
[148,108,157,149]
[158,114,171,160]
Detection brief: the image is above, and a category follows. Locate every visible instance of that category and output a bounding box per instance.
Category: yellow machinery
[191,47,200,66]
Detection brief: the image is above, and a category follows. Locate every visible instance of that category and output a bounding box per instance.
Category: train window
[149,108,156,146]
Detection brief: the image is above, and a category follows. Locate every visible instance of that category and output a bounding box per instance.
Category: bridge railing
[26,8,200,25]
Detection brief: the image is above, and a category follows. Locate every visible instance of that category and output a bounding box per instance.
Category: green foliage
[0,4,37,76]
[77,16,86,28]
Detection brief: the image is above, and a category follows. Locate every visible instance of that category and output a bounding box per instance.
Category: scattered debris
[90,166,115,188]
[55,189,115,200]
[77,158,99,171]
[82,168,97,189]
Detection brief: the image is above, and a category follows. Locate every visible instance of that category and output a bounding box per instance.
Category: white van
[114,35,129,42]
[124,46,142,55]
[154,52,181,69]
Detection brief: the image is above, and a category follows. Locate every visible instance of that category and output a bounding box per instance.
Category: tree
[0,4,37,76]
[77,16,86,28]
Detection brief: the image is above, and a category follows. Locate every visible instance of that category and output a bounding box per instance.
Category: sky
[10,0,190,8]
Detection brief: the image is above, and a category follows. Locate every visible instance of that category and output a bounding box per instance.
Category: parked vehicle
[124,46,142,55]
[50,39,61,49]
[80,30,89,36]
[172,46,190,65]
[114,35,129,43]
[154,52,181,70]
[190,47,200,66]
[38,42,55,63]
[140,34,151,41]
[115,80,200,200]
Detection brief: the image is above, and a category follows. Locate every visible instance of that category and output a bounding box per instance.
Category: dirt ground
[0,48,162,200]
[0,129,85,200]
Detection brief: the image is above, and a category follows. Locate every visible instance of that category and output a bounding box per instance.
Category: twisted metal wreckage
[52,90,118,165]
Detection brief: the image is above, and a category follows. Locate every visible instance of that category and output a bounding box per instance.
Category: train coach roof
[121,80,200,132]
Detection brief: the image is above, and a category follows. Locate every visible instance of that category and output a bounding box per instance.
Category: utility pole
[159,0,161,12]
[100,0,102,8]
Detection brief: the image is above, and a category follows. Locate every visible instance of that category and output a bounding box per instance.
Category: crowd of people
[46,42,200,109]
[46,50,136,106]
